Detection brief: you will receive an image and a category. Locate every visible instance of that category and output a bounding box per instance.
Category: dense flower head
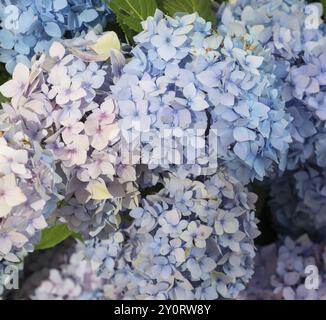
[0,35,139,240]
[270,165,326,240]
[286,40,326,169]
[0,124,60,262]
[1,0,325,302]
[275,39,326,169]
[27,234,326,301]
[219,0,324,60]
[0,0,113,73]
[31,243,104,300]
[240,235,326,300]
[219,0,326,170]
[112,9,292,183]
[10,239,76,299]
[85,171,260,300]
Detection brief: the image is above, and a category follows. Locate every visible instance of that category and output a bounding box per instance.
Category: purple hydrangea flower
[0,0,114,73]
[113,10,292,183]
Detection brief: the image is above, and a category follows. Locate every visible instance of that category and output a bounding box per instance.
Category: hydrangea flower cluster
[85,171,260,300]
[270,165,326,240]
[218,0,326,240]
[31,243,104,300]
[113,9,292,183]
[22,234,326,301]
[0,123,60,262]
[0,36,139,242]
[0,0,113,73]
[1,1,326,302]
[218,0,326,170]
[240,235,326,300]
[11,239,76,299]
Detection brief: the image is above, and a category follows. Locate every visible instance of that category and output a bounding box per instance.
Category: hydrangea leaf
[110,0,158,34]
[0,64,10,84]
[36,224,83,250]
[0,93,9,103]
[0,64,10,103]
[158,0,215,25]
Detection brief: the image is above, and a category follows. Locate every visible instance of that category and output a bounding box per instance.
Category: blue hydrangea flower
[219,0,326,235]
[0,35,139,241]
[31,243,104,300]
[219,0,326,171]
[113,10,292,183]
[0,0,113,73]
[27,234,326,300]
[0,124,60,262]
[270,165,326,240]
[240,235,326,300]
[85,171,260,300]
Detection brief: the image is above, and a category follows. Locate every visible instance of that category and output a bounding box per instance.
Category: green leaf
[322,0,326,20]
[0,64,9,83]
[36,224,83,250]
[110,0,158,39]
[0,63,10,103]
[0,93,8,104]
[158,0,216,25]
